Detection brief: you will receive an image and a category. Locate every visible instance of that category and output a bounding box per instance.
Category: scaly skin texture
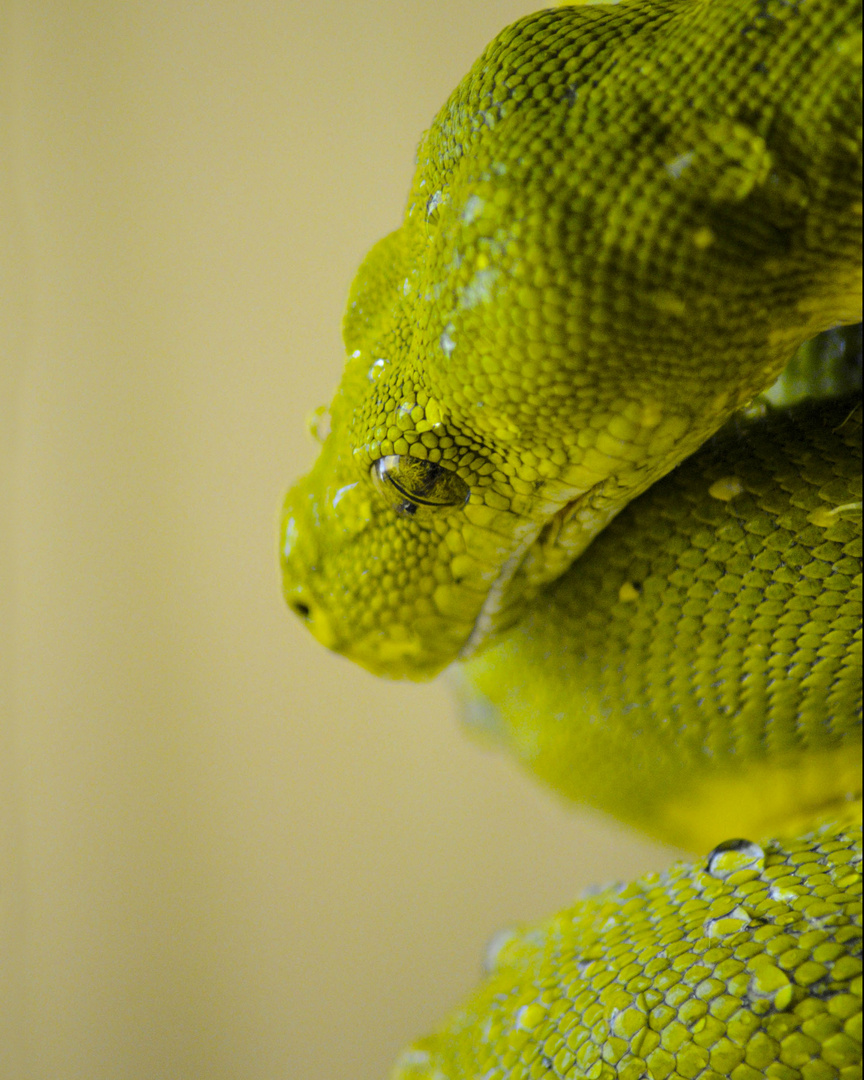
[396,384,863,1080]
[456,396,862,851]
[281,0,861,678]
[279,0,863,1076]
[391,822,862,1080]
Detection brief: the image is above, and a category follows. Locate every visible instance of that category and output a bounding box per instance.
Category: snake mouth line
[458,535,540,660]
[458,490,593,660]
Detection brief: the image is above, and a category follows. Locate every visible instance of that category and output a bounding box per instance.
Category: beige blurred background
[2,3,682,1078]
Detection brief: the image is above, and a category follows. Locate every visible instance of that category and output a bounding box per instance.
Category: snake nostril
[290,599,312,621]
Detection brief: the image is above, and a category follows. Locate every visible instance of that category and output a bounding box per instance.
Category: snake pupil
[370,454,470,516]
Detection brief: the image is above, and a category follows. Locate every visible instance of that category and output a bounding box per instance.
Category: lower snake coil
[280,1,863,1076]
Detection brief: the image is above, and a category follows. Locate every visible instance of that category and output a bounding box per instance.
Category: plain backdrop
[1,3,683,1078]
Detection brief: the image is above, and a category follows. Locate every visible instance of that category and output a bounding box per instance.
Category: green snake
[280,0,863,1075]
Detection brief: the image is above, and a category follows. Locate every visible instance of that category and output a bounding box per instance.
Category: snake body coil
[281,0,862,1075]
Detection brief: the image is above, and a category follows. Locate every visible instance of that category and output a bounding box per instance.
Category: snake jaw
[458,531,541,660]
[459,486,609,660]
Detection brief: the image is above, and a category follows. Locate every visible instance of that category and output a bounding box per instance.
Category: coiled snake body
[281,1,862,1075]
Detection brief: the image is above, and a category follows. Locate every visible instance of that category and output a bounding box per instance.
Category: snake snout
[283,580,342,652]
[286,595,311,622]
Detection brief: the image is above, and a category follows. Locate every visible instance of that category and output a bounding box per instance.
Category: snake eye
[370,454,470,520]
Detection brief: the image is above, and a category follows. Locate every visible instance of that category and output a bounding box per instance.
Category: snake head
[279,229,579,678]
[281,4,862,679]
[279,212,692,678]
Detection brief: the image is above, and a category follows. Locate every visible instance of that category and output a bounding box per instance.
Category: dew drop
[424,190,448,239]
[426,190,444,218]
[708,475,744,501]
[483,927,517,973]
[281,515,299,560]
[306,405,331,444]
[706,838,765,879]
[750,960,791,1000]
[391,1047,432,1076]
[580,879,623,899]
[459,267,498,310]
[515,1003,546,1031]
[367,357,389,381]
[705,904,752,937]
[331,482,357,509]
[666,150,695,178]
[461,193,484,225]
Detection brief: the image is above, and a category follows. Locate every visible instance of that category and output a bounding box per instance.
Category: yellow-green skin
[456,395,862,851]
[280,0,863,1075]
[282,0,861,678]
[392,821,862,1080]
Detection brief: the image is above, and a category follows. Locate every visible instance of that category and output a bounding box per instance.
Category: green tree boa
[280,1,862,1075]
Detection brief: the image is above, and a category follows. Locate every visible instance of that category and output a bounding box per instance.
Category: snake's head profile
[280,141,702,679]
[281,5,862,679]
[279,220,608,678]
